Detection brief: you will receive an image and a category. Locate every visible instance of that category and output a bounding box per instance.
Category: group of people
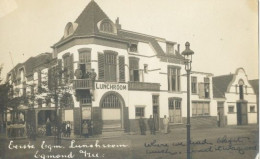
[62,121,72,137]
[139,115,169,135]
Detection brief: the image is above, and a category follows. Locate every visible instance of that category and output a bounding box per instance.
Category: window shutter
[98,53,105,80]
[198,83,205,98]
[69,54,74,80]
[119,56,125,82]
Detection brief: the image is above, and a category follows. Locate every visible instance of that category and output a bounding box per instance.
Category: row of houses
[5,0,258,136]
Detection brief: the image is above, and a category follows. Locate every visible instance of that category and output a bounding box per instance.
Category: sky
[0,0,258,80]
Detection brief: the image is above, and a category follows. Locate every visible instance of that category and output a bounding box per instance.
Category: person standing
[46,118,52,136]
[148,115,155,135]
[139,116,146,135]
[66,121,71,138]
[163,115,169,134]
[62,121,66,137]
[82,121,89,138]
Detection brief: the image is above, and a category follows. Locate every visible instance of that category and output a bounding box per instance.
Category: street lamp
[181,42,194,159]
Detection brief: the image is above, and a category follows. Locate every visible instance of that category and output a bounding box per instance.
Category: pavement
[0,125,259,159]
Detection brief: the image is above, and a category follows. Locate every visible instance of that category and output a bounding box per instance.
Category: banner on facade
[82,107,91,119]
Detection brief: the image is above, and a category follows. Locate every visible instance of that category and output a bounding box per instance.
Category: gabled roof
[249,79,259,94]
[53,1,183,60]
[212,74,234,98]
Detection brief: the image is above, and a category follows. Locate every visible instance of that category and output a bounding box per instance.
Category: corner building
[50,1,217,135]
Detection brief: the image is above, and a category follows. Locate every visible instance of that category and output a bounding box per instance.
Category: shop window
[169,98,182,123]
[135,107,145,118]
[130,44,138,52]
[228,105,234,113]
[168,66,180,92]
[250,105,255,113]
[192,102,210,116]
[191,76,197,94]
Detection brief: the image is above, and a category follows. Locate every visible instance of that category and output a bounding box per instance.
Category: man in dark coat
[148,115,155,135]
[139,117,146,135]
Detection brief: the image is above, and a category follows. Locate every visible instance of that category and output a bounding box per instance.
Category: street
[0,125,259,159]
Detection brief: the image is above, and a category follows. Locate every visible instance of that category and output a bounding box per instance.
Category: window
[250,106,255,113]
[166,43,174,54]
[135,107,145,118]
[198,77,210,98]
[101,94,121,108]
[228,105,234,113]
[130,44,138,52]
[192,102,210,116]
[80,97,92,105]
[204,78,210,98]
[191,76,197,94]
[129,57,141,82]
[238,79,244,100]
[100,22,113,33]
[168,98,182,123]
[105,53,117,82]
[67,24,73,36]
[79,50,91,78]
[168,67,180,92]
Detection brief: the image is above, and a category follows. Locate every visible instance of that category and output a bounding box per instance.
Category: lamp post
[181,42,194,159]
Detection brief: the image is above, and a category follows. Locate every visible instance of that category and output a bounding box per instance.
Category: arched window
[100,22,113,33]
[101,94,121,108]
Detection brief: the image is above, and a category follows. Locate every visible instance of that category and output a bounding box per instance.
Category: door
[153,106,159,130]
[217,102,225,127]
[237,101,248,125]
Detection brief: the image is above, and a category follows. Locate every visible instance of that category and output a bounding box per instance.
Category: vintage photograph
[0,0,258,159]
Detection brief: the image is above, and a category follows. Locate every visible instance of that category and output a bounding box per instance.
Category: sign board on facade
[95,82,128,91]
[82,107,91,120]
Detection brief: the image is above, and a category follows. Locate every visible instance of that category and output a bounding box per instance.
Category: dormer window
[64,22,78,38]
[67,25,74,36]
[98,19,117,34]
[130,44,138,53]
[100,22,113,32]
[166,43,174,54]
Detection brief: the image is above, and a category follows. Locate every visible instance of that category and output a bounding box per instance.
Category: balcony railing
[128,82,160,91]
[73,79,93,89]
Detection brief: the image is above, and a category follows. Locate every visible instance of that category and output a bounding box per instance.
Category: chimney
[115,17,121,29]
[177,44,180,53]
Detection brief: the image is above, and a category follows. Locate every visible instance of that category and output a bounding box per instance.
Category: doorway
[217,102,225,127]
[237,101,248,125]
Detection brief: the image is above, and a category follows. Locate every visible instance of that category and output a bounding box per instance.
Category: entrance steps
[101,124,124,138]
